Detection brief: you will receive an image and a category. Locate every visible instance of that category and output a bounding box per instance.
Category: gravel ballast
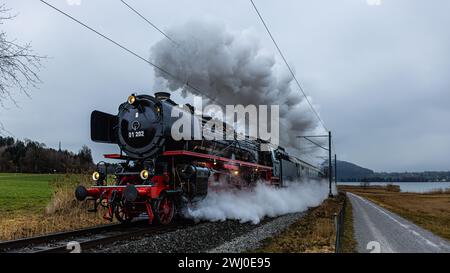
[207,212,304,253]
[89,213,305,253]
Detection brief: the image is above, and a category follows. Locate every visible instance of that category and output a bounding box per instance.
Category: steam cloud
[184,180,330,224]
[150,21,329,224]
[150,19,321,149]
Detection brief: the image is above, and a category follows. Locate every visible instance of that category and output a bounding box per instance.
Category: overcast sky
[1,0,449,172]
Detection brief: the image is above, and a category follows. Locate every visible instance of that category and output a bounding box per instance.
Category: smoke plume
[184,180,330,224]
[150,19,321,149]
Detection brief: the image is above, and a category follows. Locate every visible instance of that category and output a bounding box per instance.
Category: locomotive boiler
[75,92,323,225]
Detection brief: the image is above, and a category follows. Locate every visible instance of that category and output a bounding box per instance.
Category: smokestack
[155,92,171,101]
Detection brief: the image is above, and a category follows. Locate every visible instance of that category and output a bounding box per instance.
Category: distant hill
[336,160,374,181]
[328,159,450,182]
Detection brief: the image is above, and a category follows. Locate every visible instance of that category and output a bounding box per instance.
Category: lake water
[337,182,450,193]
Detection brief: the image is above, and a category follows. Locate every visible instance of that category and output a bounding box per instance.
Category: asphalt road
[348,192,450,253]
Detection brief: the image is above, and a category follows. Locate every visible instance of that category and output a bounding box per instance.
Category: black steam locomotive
[75,92,323,225]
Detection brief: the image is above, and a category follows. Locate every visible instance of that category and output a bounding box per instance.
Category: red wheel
[153,195,175,225]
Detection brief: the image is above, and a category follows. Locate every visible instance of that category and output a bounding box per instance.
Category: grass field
[0,173,107,241]
[0,173,62,215]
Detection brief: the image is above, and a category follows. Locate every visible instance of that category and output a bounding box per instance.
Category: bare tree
[0,4,44,106]
[0,4,45,134]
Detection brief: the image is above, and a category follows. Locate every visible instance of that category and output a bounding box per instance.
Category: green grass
[0,173,62,215]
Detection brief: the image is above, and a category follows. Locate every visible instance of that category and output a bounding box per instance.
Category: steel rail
[0,219,189,253]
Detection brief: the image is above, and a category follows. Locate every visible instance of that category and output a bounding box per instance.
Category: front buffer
[75,175,175,225]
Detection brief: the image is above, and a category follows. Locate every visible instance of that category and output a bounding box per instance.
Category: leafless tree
[0,4,45,134]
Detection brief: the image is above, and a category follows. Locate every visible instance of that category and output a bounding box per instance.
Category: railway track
[0,219,192,253]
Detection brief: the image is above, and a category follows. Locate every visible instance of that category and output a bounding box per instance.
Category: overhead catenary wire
[331,136,337,158]
[39,0,222,107]
[250,0,337,162]
[41,0,272,149]
[118,0,196,95]
[117,0,294,155]
[249,0,328,133]
[117,1,322,135]
[119,0,179,46]
[41,0,333,161]
[118,0,317,143]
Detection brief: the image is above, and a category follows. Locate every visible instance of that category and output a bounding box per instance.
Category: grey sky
[1,0,449,172]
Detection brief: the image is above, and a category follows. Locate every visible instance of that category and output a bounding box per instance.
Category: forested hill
[336,160,450,182]
[336,160,374,181]
[0,136,94,173]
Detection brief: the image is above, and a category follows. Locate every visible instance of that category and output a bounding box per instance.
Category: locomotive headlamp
[128,95,136,105]
[92,171,101,181]
[140,169,149,180]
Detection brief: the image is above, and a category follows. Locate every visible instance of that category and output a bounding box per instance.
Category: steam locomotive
[75,92,323,225]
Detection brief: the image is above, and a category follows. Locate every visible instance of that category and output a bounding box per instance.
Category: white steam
[150,19,321,149]
[184,180,330,224]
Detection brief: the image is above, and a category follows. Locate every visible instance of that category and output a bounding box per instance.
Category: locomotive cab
[91,110,118,144]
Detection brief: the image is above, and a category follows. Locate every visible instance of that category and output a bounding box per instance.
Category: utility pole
[328,131,333,197]
[334,154,337,184]
[296,132,335,198]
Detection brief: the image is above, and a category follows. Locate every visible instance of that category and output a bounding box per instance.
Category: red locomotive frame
[79,150,273,225]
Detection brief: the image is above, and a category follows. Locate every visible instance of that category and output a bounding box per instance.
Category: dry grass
[385,184,401,192]
[421,188,450,195]
[254,194,348,253]
[0,174,108,241]
[340,185,450,241]
[340,198,357,253]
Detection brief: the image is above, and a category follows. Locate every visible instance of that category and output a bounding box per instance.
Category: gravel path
[89,213,305,253]
[349,192,450,253]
